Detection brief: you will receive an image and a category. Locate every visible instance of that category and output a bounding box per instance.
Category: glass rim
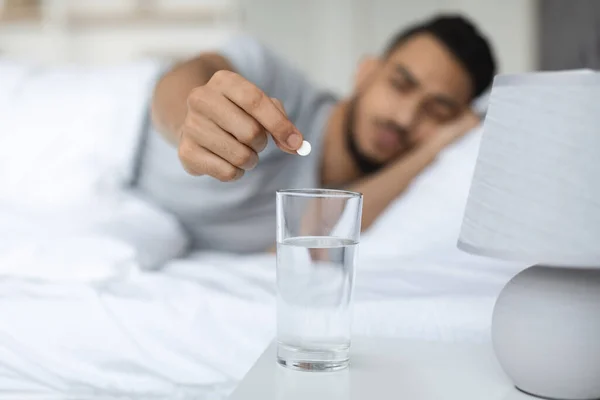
[276,188,362,199]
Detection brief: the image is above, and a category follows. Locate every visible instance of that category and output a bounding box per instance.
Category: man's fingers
[219,73,303,152]
[462,109,481,132]
[271,98,287,116]
[188,86,268,153]
[178,137,245,182]
[192,119,259,171]
[269,98,293,150]
[448,109,480,141]
[429,108,481,151]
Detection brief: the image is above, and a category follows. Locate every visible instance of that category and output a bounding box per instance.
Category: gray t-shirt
[135,36,337,253]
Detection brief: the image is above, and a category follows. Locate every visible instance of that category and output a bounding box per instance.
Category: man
[136,14,496,253]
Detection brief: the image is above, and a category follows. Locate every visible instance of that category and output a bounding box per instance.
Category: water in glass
[276,236,357,371]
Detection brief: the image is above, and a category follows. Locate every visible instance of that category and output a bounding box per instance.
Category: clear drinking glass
[276,189,363,372]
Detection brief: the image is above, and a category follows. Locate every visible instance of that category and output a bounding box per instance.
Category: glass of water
[276,189,362,372]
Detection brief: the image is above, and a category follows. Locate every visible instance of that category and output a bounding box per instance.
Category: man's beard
[345,98,385,175]
[345,97,413,175]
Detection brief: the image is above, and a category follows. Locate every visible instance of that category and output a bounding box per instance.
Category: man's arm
[349,142,439,232]
[150,40,304,182]
[350,111,479,231]
[151,53,235,144]
[268,140,443,254]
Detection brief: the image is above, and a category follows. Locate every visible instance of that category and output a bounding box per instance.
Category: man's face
[349,33,473,165]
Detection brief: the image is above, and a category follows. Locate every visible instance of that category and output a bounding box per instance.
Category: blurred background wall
[241,0,539,94]
[539,0,600,71]
[0,0,240,64]
[0,0,539,94]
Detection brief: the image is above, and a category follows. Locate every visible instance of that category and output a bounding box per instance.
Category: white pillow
[0,59,164,207]
[0,59,33,112]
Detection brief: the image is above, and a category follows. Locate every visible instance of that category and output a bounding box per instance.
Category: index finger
[220,74,303,152]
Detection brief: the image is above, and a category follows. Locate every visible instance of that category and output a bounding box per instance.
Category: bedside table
[229,338,533,400]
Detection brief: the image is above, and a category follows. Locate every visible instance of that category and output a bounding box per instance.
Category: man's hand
[178,70,304,181]
[427,109,480,153]
[348,108,480,232]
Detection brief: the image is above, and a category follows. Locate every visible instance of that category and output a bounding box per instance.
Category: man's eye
[389,78,410,92]
[425,104,456,122]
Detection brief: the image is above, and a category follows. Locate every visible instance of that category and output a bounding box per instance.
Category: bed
[0,246,522,399]
[0,59,525,399]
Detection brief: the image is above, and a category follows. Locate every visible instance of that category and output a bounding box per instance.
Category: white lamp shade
[458,70,600,267]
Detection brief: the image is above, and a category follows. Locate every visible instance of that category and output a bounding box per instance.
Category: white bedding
[0,58,527,399]
[0,127,527,399]
[0,58,164,208]
[0,194,188,281]
[0,250,523,399]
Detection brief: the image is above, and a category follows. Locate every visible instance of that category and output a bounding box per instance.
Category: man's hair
[384,15,496,99]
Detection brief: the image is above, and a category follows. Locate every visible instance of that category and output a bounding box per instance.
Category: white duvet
[0,249,523,399]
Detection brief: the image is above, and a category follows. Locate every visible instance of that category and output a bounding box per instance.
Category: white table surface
[229,338,535,400]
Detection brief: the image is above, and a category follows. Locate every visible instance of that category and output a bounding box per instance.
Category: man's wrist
[385,140,439,178]
[417,138,445,163]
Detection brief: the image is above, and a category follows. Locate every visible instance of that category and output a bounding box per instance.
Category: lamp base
[492,266,600,400]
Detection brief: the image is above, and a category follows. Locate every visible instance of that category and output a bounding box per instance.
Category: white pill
[296,140,312,156]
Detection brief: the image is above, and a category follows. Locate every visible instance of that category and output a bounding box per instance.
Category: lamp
[458,70,600,400]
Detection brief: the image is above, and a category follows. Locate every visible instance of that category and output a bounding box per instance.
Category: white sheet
[0,249,524,399]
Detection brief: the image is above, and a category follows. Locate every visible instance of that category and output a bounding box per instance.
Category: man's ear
[354,56,381,91]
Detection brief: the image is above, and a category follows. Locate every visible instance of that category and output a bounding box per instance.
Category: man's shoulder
[218,34,266,62]
[217,34,282,82]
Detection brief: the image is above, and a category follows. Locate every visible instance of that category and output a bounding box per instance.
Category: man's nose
[393,94,421,132]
